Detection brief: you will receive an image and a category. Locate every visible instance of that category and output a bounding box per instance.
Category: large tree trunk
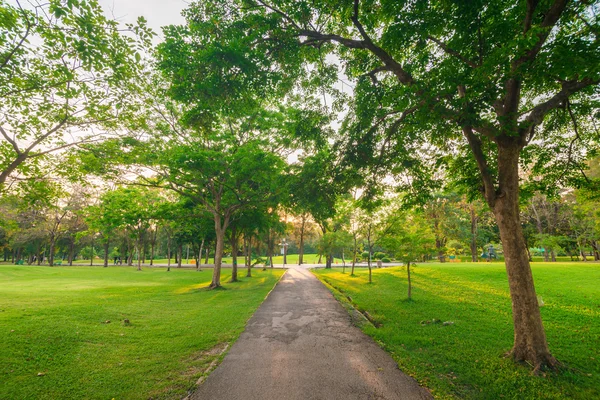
[230,226,238,282]
[325,253,332,269]
[494,142,557,371]
[103,240,109,268]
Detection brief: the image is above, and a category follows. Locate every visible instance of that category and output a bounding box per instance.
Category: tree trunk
[150,241,155,266]
[177,244,182,268]
[205,246,209,264]
[89,239,93,266]
[470,205,478,262]
[245,234,252,278]
[230,226,238,282]
[167,233,171,267]
[136,239,142,271]
[325,253,332,269]
[103,240,109,268]
[493,142,557,371]
[298,215,306,265]
[68,241,74,266]
[351,234,357,276]
[197,238,204,271]
[407,261,412,300]
[367,247,372,284]
[48,239,56,267]
[550,249,556,262]
[210,219,226,289]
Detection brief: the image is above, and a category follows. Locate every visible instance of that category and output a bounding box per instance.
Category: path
[191,267,432,400]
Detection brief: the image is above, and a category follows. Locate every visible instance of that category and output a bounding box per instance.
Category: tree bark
[351,234,357,276]
[245,234,252,277]
[68,241,74,266]
[197,237,204,271]
[177,244,182,268]
[407,261,412,300]
[48,239,56,267]
[470,205,478,262]
[210,218,226,289]
[298,215,306,265]
[103,240,109,268]
[230,226,238,282]
[493,141,557,371]
[325,253,332,269]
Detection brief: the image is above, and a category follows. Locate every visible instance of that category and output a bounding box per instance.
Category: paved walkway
[191,267,432,400]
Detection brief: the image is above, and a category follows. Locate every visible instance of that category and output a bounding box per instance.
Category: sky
[97,0,188,38]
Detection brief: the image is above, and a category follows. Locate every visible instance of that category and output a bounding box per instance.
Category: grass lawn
[313,262,600,399]
[0,265,284,400]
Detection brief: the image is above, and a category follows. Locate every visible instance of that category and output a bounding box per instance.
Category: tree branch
[0,1,33,71]
[350,0,414,85]
[513,0,569,70]
[462,126,497,207]
[520,78,599,133]
[427,36,478,68]
[0,124,21,154]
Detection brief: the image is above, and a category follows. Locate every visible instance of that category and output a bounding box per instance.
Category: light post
[279,238,288,267]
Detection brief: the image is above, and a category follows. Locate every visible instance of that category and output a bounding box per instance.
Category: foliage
[0,0,153,187]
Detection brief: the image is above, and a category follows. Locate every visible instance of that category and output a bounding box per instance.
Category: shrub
[374,252,386,260]
[381,257,391,263]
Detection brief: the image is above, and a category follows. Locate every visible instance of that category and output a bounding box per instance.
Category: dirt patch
[181,342,230,399]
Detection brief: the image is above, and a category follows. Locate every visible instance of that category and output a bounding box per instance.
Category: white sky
[98,0,188,38]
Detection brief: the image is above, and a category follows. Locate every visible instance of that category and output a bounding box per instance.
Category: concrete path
[191,267,432,400]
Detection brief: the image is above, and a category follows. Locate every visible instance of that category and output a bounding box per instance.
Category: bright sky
[97,0,188,38]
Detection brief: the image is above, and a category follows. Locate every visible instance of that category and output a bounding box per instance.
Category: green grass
[313,263,600,399]
[0,265,284,400]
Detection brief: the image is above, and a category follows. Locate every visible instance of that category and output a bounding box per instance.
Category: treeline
[3,179,599,273]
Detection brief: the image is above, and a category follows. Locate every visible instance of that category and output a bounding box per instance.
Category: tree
[381,211,435,299]
[150,137,284,287]
[194,0,600,370]
[0,0,153,188]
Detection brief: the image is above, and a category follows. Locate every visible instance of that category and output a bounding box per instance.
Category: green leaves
[0,0,154,187]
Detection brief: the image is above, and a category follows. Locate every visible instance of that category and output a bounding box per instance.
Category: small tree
[381,211,435,300]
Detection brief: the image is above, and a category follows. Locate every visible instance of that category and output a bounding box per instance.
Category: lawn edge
[311,268,455,400]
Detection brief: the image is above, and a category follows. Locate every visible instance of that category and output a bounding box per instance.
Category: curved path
[191,267,432,400]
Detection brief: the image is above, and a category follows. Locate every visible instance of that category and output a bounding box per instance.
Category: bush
[381,257,391,263]
[361,251,370,260]
[374,252,386,260]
